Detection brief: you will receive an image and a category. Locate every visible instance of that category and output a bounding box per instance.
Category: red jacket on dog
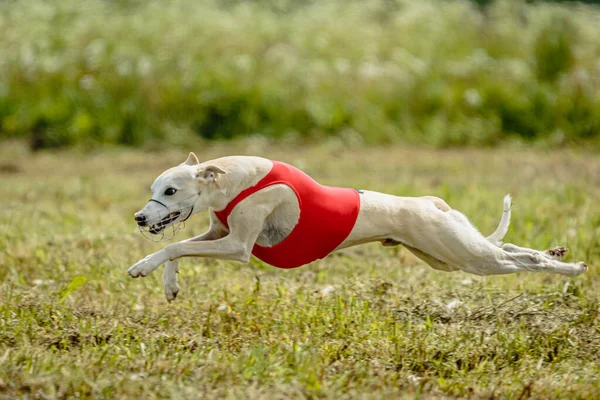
[214,161,360,269]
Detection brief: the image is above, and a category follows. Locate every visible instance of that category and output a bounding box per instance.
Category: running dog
[128,153,588,301]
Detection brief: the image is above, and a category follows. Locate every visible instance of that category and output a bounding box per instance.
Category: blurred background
[1,0,600,151]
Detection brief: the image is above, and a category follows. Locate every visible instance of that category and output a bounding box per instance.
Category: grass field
[0,141,599,399]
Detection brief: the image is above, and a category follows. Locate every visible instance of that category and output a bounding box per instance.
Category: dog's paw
[576,261,588,275]
[164,284,179,302]
[128,254,162,278]
[565,261,589,277]
[545,246,569,260]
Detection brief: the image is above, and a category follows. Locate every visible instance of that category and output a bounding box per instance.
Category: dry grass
[0,140,599,399]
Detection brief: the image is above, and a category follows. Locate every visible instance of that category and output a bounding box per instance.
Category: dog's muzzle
[136,199,193,242]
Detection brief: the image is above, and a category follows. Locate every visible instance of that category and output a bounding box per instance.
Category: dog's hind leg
[381,236,457,271]
[473,250,588,276]
[502,243,569,260]
[403,244,459,272]
[417,207,588,276]
[341,192,588,277]
[390,196,587,276]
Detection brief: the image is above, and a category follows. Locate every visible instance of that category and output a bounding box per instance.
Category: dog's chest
[256,202,300,247]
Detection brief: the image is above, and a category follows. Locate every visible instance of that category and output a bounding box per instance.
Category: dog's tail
[486,194,512,246]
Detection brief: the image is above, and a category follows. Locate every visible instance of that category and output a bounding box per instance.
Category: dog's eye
[164,188,177,196]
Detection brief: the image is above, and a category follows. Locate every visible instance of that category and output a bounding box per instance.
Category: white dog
[128,153,588,301]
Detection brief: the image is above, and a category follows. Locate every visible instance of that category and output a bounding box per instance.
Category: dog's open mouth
[138,203,194,242]
[148,211,181,234]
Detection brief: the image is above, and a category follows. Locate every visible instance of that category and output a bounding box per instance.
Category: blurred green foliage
[0,0,599,149]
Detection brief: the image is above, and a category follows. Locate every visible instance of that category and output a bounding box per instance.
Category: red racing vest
[214,161,360,269]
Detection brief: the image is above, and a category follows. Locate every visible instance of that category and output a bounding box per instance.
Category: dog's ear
[183,152,200,166]
[196,165,227,183]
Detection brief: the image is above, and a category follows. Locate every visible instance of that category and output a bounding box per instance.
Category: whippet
[128,153,588,301]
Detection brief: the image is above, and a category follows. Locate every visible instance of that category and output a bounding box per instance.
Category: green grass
[0,141,599,398]
[2,0,600,149]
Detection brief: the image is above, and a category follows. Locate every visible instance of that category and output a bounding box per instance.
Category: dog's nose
[134,213,147,226]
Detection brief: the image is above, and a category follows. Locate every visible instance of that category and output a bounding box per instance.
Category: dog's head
[134,152,227,236]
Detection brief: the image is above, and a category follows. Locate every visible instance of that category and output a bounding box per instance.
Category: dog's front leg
[162,229,228,301]
[164,235,253,264]
[163,222,227,303]
[128,247,172,278]
[127,236,238,279]
[162,212,228,301]
[128,239,245,278]
[163,260,179,301]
